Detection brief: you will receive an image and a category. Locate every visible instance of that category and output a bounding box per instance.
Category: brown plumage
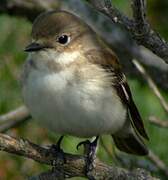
[23,10,149,156]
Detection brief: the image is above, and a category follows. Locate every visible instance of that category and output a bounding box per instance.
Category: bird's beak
[24,42,46,52]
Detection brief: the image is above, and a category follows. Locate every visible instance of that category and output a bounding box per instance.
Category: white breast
[22,61,126,138]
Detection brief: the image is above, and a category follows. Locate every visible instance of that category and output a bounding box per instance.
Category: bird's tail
[112,131,148,155]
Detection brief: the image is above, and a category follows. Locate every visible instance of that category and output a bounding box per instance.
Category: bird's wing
[85,48,149,140]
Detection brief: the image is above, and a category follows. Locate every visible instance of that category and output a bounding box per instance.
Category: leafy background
[0,0,168,179]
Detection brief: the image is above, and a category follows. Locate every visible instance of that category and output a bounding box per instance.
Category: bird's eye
[58,35,70,45]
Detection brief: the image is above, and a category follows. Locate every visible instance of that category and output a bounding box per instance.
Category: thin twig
[133,59,168,113]
[99,137,113,158]
[0,106,31,132]
[149,116,168,128]
[0,0,59,21]
[87,0,133,29]
[99,137,126,167]
[101,137,168,177]
[148,150,168,176]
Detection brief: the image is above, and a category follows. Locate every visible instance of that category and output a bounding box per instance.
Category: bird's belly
[23,70,126,137]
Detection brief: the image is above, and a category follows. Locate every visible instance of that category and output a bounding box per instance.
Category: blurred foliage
[0,0,168,179]
[148,0,168,40]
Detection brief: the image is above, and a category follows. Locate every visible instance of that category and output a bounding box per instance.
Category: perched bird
[22,10,148,169]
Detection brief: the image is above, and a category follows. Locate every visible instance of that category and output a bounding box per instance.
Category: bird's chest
[22,67,126,137]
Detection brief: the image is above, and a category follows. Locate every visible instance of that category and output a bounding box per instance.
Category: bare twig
[101,136,168,177]
[99,137,113,158]
[0,0,59,21]
[0,133,156,179]
[87,0,133,29]
[133,59,168,113]
[149,116,168,128]
[148,150,168,176]
[0,106,31,132]
[99,137,127,167]
[89,0,168,63]
[131,0,147,34]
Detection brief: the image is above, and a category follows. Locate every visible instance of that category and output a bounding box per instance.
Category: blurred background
[0,0,168,179]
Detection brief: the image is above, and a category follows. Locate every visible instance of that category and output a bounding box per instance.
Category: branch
[149,116,168,128]
[133,59,168,114]
[87,0,133,29]
[101,136,168,177]
[89,0,168,64]
[0,106,30,132]
[0,133,156,179]
[148,150,168,176]
[131,0,148,37]
[0,0,60,21]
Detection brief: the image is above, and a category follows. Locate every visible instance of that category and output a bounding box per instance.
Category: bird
[22,10,148,171]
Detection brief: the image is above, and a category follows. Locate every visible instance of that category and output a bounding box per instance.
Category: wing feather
[86,48,149,140]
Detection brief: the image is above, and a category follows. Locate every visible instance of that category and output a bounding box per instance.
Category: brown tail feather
[112,133,148,155]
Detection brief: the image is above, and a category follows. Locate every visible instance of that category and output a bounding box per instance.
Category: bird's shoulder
[85,48,121,71]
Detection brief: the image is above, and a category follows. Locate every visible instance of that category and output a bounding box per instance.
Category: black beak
[24,42,46,52]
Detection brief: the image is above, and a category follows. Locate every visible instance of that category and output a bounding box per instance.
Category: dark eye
[58,35,70,45]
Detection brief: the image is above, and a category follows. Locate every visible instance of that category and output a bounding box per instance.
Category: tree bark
[0,133,157,179]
